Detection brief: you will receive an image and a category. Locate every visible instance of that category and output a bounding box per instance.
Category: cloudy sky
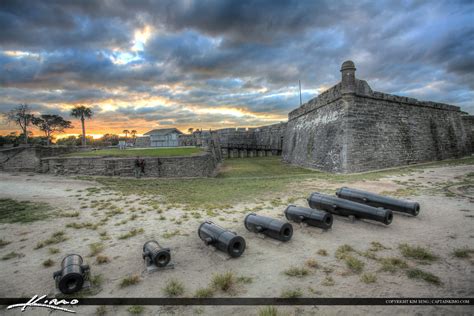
[0,0,473,137]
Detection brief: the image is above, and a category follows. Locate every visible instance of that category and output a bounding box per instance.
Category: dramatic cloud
[0,0,473,137]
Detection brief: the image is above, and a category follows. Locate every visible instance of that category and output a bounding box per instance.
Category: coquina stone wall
[0,146,80,172]
[40,151,219,178]
[283,60,471,173]
[179,123,287,158]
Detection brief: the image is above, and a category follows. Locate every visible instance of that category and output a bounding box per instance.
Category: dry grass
[379,257,408,272]
[194,287,215,298]
[360,273,377,283]
[406,268,442,286]
[212,271,235,292]
[118,228,144,240]
[119,274,141,288]
[317,249,328,256]
[284,266,310,277]
[34,231,68,249]
[305,258,320,269]
[258,306,279,316]
[163,279,185,297]
[399,243,437,262]
[88,242,104,256]
[96,255,110,264]
[42,258,54,267]
[280,288,303,298]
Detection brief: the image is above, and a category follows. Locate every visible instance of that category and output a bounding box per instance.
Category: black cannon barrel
[143,240,171,267]
[284,205,333,229]
[336,187,420,216]
[198,221,246,258]
[307,192,393,225]
[53,254,90,294]
[244,213,293,242]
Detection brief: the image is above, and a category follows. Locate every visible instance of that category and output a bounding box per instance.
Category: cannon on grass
[53,254,90,294]
[198,221,246,258]
[244,213,293,241]
[284,205,333,230]
[336,187,420,216]
[307,192,393,225]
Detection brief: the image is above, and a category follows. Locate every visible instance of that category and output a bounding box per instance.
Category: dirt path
[0,165,473,315]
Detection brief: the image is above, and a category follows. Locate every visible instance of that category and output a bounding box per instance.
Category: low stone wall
[40,151,219,178]
[0,146,80,172]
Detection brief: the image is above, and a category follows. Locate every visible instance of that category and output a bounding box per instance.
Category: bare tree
[32,114,72,146]
[5,104,34,144]
[70,105,93,147]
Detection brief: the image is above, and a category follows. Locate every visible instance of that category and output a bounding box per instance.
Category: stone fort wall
[283,61,471,173]
[40,151,219,178]
[179,122,287,158]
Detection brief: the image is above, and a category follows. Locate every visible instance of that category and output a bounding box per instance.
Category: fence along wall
[283,60,471,173]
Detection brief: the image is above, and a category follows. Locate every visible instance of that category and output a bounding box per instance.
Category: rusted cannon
[307,192,393,225]
[244,213,293,241]
[284,205,333,229]
[53,254,90,294]
[336,187,420,216]
[198,221,246,258]
[143,240,171,267]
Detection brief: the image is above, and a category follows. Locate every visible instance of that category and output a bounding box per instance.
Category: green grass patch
[0,198,52,223]
[406,268,442,285]
[63,147,203,158]
[163,279,185,297]
[399,243,437,262]
[321,276,335,286]
[83,156,474,208]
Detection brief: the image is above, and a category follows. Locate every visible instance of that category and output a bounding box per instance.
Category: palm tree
[70,106,93,147]
[123,129,130,139]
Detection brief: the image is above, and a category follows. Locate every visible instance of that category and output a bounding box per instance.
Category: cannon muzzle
[284,205,333,229]
[53,254,89,294]
[198,221,246,258]
[308,192,393,225]
[336,187,420,216]
[244,213,293,242]
[143,240,171,267]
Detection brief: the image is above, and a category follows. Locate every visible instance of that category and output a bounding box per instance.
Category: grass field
[63,147,203,158]
[91,156,474,209]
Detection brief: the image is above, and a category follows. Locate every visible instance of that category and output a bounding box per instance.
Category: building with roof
[143,128,183,147]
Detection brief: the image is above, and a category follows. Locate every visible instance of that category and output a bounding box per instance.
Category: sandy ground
[0,164,473,316]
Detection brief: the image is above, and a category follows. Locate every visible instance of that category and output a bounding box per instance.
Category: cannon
[336,187,420,216]
[284,205,333,229]
[244,213,293,242]
[142,240,171,268]
[53,254,90,294]
[307,192,393,225]
[198,221,246,258]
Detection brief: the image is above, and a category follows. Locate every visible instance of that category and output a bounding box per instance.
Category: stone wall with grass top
[40,150,220,178]
[0,146,80,172]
